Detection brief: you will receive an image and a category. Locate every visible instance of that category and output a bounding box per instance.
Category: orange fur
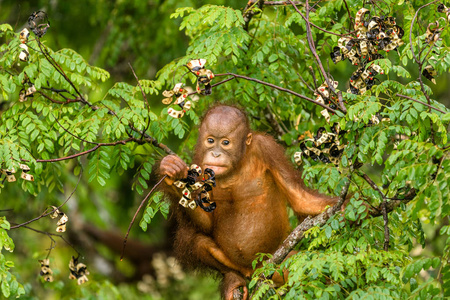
[160,105,338,299]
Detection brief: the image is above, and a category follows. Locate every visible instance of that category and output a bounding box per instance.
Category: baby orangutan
[160,105,338,300]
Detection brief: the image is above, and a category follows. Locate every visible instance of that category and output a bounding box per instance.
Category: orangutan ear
[246,133,253,146]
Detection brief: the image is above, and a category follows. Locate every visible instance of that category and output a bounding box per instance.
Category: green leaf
[97,176,106,186]
[404,264,414,279]
[139,219,148,232]
[268,54,278,63]
[325,226,332,239]
[0,24,13,32]
[432,257,441,269]
[1,280,10,298]
[442,113,450,123]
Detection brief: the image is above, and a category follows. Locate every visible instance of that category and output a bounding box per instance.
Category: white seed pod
[21,172,34,181]
[186,59,206,71]
[19,28,30,44]
[188,200,197,210]
[19,44,29,62]
[179,198,188,207]
[294,152,303,165]
[320,109,331,123]
[168,108,184,118]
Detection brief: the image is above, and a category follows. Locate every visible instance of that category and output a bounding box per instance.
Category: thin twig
[37,41,137,139]
[17,224,81,256]
[128,63,150,110]
[37,39,89,107]
[342,0,354,32]
[382,201,390,252]
[129,125,176,155]
[291,0,327,82]
[120,175,168,260]
[396,94,447,114]
[45,235,57,258]
[419,32,442,111]
[307,64,339,112]
[420,36,440,67]
[42,87,78,101]
[308,66,319,90]
[263,1,303,5]
[297,72,316,93]
[337,91,347,113]
[52,113,98,145]
[128,62,153,139]
[187,77,237,97]
[409,0,440,106]
[295,12,349,37]
[35,138,135,163]
[409,0,440,65]
[38,91,81,105]
[11,171,82,229]
[96,101,172,153]
[261,0,354,36]
[358,171,389,251]
[98,102,133,137]
[41,87,79,102]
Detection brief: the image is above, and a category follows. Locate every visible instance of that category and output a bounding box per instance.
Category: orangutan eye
[207,138,214,144]
[222,140,230,146]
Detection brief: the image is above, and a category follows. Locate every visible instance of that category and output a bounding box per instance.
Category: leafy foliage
[0,218,25,298]
[0,0,450,299]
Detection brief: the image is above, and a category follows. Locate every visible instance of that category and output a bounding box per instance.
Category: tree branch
[250,172,352,299]
[396,94,447,114]
[128,62,153,139]
[251,170,417,297]
[271,174,351,265]
[213,73,338,114]
[409,0,440,65]
[263,1,303,5]
[372,188,416,217]
[288,0,346,113]
[120,175,167,260]
[129,125,176,155]
[128,63,150,111]
[35,40,175,156]
[342,0,354,32]
[10,172,82,229]
[41,87,79,102]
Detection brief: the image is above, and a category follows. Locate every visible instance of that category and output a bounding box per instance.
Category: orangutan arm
[254,134,338,216]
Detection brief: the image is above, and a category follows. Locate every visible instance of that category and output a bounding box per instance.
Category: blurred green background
[1,0,450,299]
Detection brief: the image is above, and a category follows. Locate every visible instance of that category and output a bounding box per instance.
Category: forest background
[1,0,450,299]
